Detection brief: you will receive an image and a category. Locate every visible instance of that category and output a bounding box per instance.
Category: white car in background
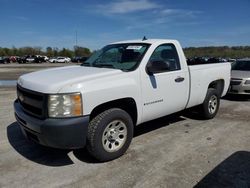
[228,58,250,95]
[56,57,71,63]
[26,55,36,62]
[49,57,58,63]
[41,56,49,61]
[49,57,70,63]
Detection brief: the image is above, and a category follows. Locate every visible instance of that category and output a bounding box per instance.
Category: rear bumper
[14,99,89,149]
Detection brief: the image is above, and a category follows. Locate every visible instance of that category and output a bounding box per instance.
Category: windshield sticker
[126,46,143,50]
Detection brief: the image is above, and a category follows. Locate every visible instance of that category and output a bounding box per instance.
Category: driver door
[141,43,189,122]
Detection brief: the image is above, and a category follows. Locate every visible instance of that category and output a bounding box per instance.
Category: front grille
[17,85,46,119]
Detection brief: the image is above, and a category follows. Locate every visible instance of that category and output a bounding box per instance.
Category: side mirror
[146,60,170,75]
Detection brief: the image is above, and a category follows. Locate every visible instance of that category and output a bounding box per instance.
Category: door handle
[175,77,185,82]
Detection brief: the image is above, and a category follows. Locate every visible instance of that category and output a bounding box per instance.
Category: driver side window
[149,44,181,72]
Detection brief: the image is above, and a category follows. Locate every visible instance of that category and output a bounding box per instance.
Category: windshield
[81,43,150,71]
[232,60,250,71]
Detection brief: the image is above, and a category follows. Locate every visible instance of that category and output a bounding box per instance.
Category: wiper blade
[81,62,90,66]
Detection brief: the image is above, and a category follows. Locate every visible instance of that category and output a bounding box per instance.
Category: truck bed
[186,63,231,108]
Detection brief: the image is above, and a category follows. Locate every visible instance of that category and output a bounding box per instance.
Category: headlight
[245,80,250,85]
[48,93,82,118]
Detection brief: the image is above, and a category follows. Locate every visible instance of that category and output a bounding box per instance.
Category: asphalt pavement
[0,86,250,188]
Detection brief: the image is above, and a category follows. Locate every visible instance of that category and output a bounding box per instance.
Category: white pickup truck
[14,39,231,161]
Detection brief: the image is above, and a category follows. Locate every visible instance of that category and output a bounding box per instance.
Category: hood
[231,70,250,79]
[18,66,122,93]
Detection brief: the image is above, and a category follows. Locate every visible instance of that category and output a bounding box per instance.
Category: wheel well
[90,98,138,125]
[208,79,225,97]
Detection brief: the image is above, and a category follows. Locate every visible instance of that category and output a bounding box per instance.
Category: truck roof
[111,39,178,45]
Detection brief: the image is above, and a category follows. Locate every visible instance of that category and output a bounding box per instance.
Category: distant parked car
[49,57,58,63]
[26,55,36,63]
[207,57,227,63]
[0,57,10,64]
[56,57,71,63]
[71,56,89,63]
[34,56,46,63]
[187,57,228,65]
[17,56,28,64]
[10,56,19,62]
[187,57,208,65]
[228,58,250,95]
[41,56,49,61]
[227,58,236,63]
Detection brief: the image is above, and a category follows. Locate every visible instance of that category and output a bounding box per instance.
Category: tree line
[0,46,91,58]
[1,45,250,59]
[184,46,250,58]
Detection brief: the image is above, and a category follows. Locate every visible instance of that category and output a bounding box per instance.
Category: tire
[200,88,220,119]
[87,108,134,162]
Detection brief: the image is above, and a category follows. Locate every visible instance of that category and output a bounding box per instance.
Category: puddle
[0,80,17,86]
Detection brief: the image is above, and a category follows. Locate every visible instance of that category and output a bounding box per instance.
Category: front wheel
[200,88,220,119]
[87,108,133,162]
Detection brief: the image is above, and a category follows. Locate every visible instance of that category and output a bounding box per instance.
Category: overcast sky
[0,0,250,50]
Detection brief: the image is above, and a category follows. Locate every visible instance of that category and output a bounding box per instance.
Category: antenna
[142,36,147,41]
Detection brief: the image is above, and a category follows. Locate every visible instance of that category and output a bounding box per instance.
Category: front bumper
[14,99,89,149]
[228,83,250,95]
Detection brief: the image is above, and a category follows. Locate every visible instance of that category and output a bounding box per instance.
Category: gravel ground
[0,64,250,188]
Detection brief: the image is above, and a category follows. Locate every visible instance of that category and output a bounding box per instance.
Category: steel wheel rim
[208,95,218,114]
[102,120,127,152]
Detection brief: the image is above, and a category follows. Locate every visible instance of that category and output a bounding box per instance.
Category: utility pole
[75,30,78,57]
[75,30,78,47]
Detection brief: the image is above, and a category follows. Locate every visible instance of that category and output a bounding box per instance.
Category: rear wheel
[200,88,220,119]
[87,108,133,162]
